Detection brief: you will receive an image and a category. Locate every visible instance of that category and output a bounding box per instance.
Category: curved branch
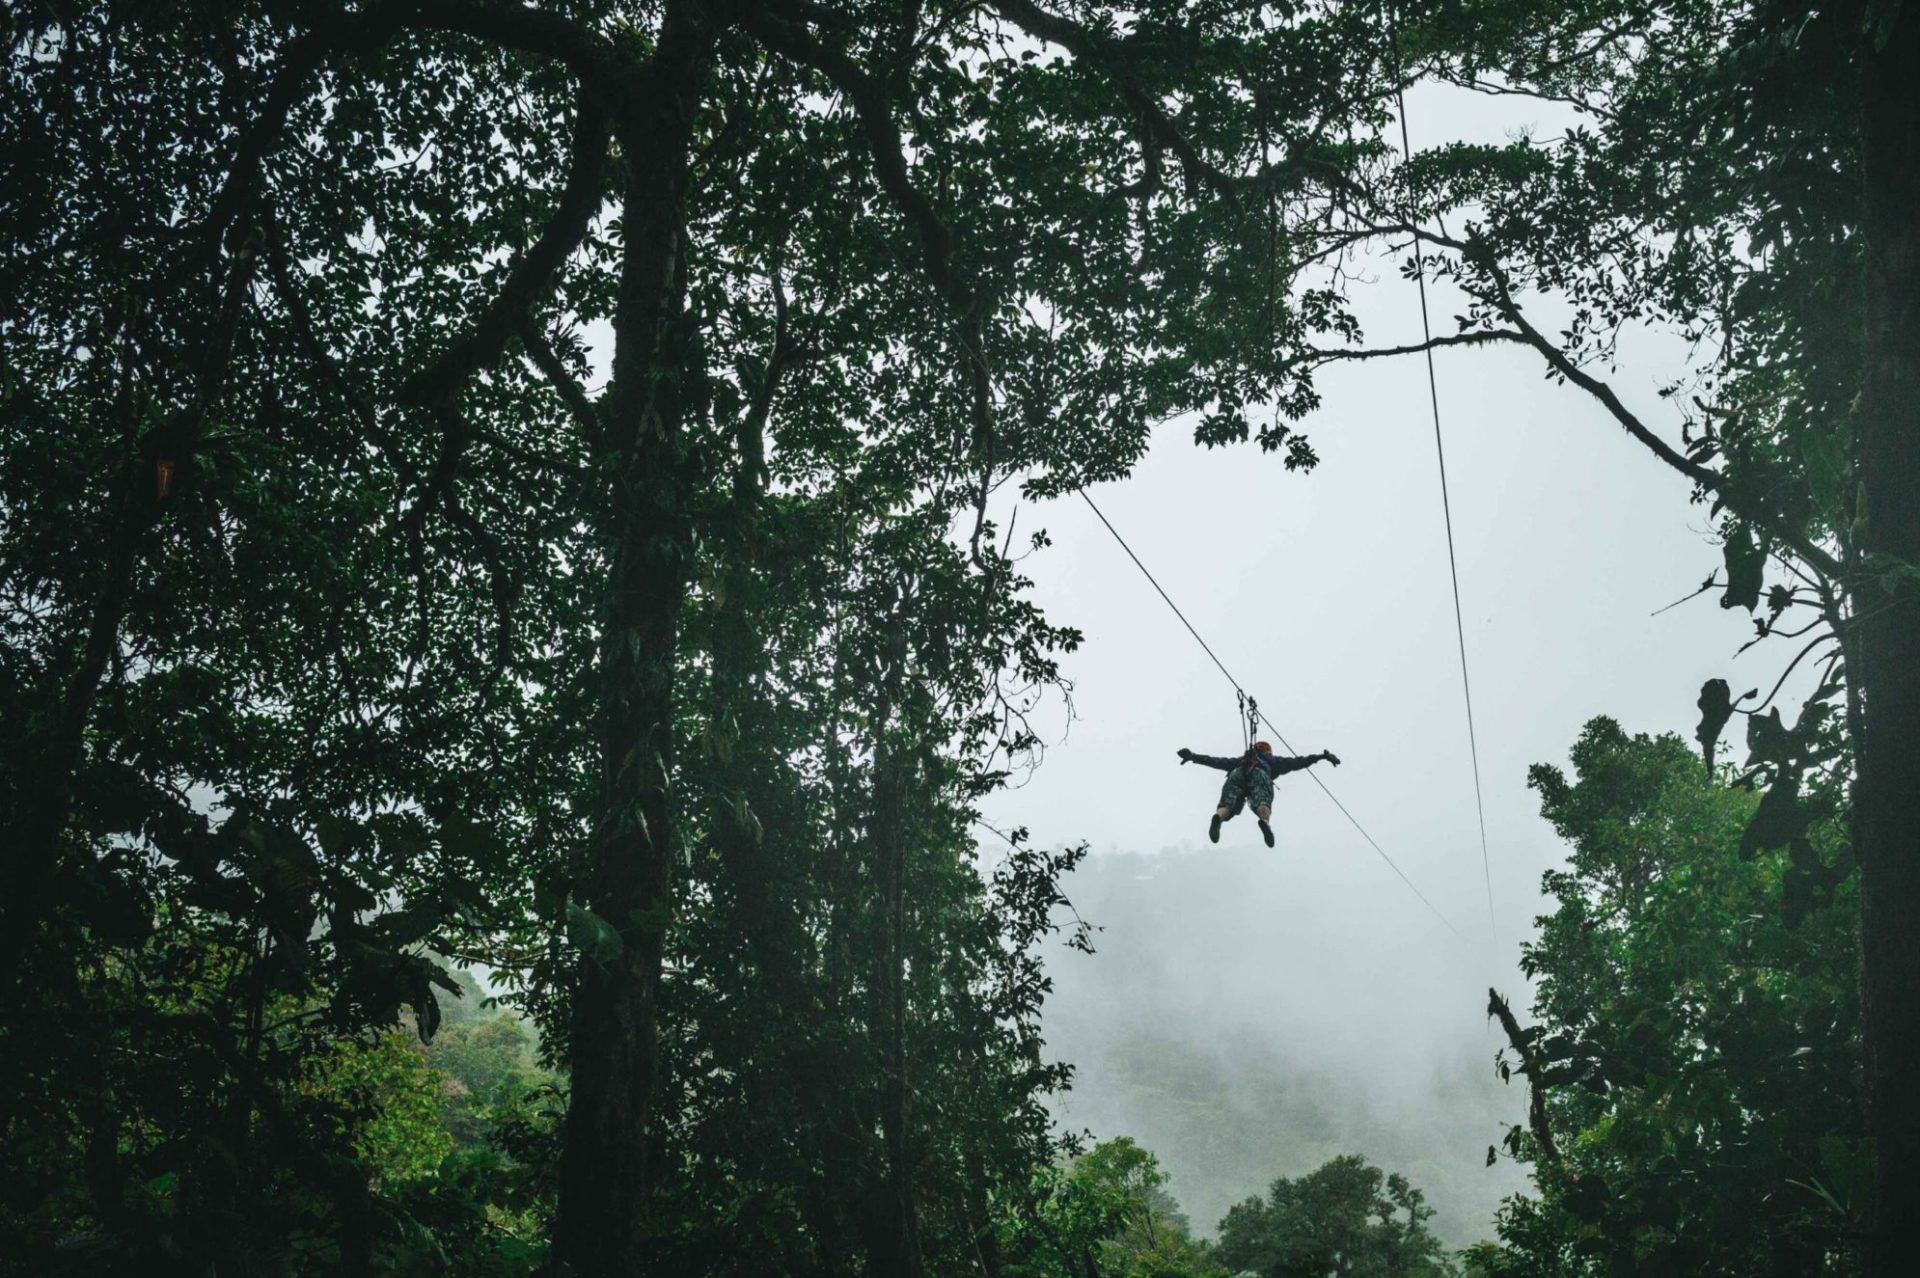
[1432,71,1617,122]
[381,0,608,76]
[518,320,604,449]
[744,5,968,311]
[400,85,612,406]
[1315,207,1846,583]
[1746,631,1841,716]
[167,22,391,291]
[1475,257,1843,580]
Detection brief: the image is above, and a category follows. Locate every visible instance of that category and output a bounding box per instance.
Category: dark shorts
[1218,767,1274,815]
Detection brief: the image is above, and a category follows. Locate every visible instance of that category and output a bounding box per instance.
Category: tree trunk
[552,9,716,1273]
[870,732,924,1278]
[1856,10,1920,1275]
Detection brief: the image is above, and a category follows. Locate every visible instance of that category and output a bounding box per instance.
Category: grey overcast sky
[982,80,1757,957]
[966,83,1807,1240]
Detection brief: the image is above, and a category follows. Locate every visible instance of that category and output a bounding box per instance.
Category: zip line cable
[1391,33,1498,940]
[1074,487,1470,943]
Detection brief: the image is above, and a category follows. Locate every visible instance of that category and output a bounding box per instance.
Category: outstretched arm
[1177,748,1242,771]
[1270,750,1341,775]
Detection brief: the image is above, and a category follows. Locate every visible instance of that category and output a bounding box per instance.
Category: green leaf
[1817,1133,1872,1215]
[1720,526,1765,611]
[438,814,499,860]
[1740,774,1804,859]
[1800,429,1849,515]
[314,812,361,859]
[565,901,624,964]
[1745,707,1795,767]
[1695,678,1732,766]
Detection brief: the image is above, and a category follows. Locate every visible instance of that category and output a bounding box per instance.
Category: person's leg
[1211,777,1246,844]
[1210,802,1237,844]
[1251,775,1276,847]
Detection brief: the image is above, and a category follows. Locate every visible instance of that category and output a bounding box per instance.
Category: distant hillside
[1038,848,1532,1249]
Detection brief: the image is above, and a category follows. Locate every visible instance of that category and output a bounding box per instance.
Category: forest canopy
[4,1,1917,1276]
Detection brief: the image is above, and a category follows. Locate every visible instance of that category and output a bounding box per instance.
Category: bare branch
[1302,329,1527,366]
[1488,987,1561,1165]
[1432,71,1617,122]
[1746,632,1841,716]
[1472,257,1844,579]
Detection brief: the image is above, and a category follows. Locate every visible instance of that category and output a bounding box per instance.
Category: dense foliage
[0,0,1400,1273]
[6,0,1915,1273]
[1357,4,1908,1271]
[1008,1137,1226,1278]
[1218,1154,1455,1278]
[1464,721,1859,1277]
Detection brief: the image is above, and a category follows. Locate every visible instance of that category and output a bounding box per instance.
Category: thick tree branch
[381,80,609,657]
[171,31,368,290]
[380,0,608,76]
[473,420,588,482]
[1108,104,1165,200]
[745,5,968,311]
[400,85,611,406]
[985,0,1365,206]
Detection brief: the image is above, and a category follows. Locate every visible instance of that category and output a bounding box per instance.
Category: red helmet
[1253,740,1272,753]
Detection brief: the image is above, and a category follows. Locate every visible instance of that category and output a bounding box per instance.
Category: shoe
[1258,819,1274,848]
[1208,814,1222,844]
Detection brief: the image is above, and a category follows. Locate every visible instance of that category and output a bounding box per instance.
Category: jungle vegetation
[2,0,1914,1275]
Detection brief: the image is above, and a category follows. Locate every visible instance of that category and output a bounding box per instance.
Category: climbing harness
[1236,690,1261,756]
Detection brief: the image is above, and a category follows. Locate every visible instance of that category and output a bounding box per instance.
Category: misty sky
[970,84,1806,1243]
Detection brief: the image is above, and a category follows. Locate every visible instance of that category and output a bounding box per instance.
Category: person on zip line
[1177,741,1341,847]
